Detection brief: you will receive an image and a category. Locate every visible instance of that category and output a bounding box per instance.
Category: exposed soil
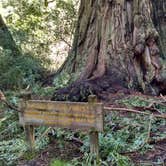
[18,132,166,166]
[128,139,166,165]
[18,139,83,166]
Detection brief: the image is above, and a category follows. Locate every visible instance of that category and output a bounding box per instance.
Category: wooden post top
[88,95,98,103]
[19,91,32,100]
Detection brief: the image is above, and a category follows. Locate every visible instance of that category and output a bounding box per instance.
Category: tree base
[51,0,166,102]
[51,74,166,102]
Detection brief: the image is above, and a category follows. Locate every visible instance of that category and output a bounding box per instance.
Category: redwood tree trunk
[52,0,166,101]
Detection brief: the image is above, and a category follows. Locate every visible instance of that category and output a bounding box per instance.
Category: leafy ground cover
[0,90,165,166]
[0,1,165,165]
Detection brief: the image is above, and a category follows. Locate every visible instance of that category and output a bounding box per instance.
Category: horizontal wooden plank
[24,115,95,122]
[24,109,95,118]
[21,116,95,126]
[25,100,102,113]
[20,119,97,130]
[19,100,104,132]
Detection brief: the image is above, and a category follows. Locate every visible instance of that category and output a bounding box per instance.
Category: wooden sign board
[19,100,104,132]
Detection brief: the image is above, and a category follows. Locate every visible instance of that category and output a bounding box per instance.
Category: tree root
[51,75,130,102]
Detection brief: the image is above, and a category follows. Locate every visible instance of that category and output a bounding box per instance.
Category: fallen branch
[134,105,163,115]
[104,106,166,119]
[141,98,166,107]
[0,90,32,113]
[71,137,84,145]
[148,137,166,144]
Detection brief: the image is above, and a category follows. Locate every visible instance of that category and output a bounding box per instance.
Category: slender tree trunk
[52,0,166,101]
[0,14,20,56]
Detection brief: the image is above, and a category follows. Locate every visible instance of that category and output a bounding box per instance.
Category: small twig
[0,117,7,123]
[143,98,166,107]
[59,36,72,48]
[0,99,21,112]
[135,105,163,115]
[104,106,150,115]
[160,94,166,102]
[138,161,165,166]
[71,137,84,145]
[36,127,52,141]
[0,90,21,112]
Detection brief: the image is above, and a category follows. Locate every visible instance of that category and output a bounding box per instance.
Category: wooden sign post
[19,95,104,155]
[88,95,100,158]
[19,93,35,152]
[24,125,35,152]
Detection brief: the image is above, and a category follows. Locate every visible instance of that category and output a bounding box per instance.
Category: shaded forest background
[0,0,78,90]
[0,0,166,166]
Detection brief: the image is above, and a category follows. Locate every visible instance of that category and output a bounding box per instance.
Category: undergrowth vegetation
[0,94,49,165]
[0,0,78,90]
[76,107,165,165]
[0,49,45,90]
[0,0,165,166]
[0,93,165,165]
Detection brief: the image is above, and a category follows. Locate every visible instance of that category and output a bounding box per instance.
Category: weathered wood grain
[24,125,34,152]
[88,95,100,159]
[19,100,104,132]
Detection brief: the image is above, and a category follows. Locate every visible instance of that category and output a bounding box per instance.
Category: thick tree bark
[52,0,166,101]
[151,0,166,59]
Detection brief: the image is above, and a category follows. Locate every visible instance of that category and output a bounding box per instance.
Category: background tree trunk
[52,0,166,101]
[0,14,20,56]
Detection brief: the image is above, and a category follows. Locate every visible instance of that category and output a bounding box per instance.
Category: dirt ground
[18,137,166,166]
[129,139,166,165]
[18,139,82,166]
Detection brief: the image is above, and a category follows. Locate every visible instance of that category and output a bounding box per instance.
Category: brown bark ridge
[52,0,166,102]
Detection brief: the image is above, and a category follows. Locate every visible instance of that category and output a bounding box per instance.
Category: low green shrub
[50,159,70,166]
[0,48,45,90]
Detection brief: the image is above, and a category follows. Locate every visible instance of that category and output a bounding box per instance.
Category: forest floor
[18,128,166,166]
[17,93,166,166]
